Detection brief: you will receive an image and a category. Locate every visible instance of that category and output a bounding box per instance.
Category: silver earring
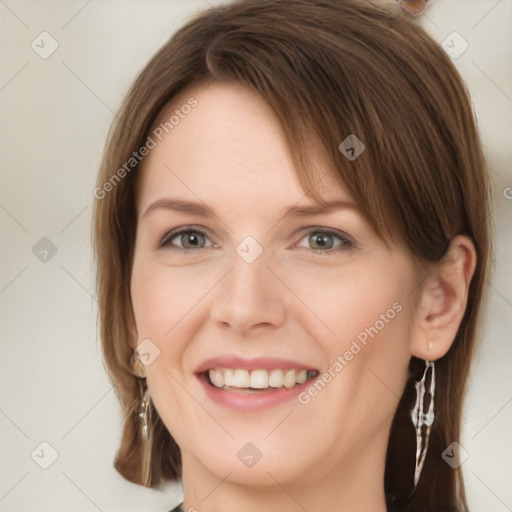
[410,359,436,488]
[139,384,151,440]
[138,379,152,486]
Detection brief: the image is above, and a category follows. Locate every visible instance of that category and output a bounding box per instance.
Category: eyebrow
[141,197,359,220]
[142,198,214,219]
[284,201,359,217]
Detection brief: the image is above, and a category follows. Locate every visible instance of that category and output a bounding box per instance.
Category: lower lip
[198,374,313,411]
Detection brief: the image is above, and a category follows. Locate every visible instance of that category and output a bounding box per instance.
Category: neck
[180,428,389,512]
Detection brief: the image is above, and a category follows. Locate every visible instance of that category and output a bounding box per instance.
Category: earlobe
[130,350,147,379]
[130,345,147,379]
[410,235,477,361]
[127,308,147,378]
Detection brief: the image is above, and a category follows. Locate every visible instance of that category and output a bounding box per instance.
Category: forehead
[137,80,351,213]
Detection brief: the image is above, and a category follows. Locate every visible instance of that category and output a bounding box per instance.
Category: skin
[130,80,476,512]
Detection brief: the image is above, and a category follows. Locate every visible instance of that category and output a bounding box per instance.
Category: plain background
[1,1,511,511]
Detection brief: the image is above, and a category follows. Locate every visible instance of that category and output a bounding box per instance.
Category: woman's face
[131,81,421,489]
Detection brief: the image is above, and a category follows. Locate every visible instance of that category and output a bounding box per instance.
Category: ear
[127,307,147,379]
[410,235,477,360]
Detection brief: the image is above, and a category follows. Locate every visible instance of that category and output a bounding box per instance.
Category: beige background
[1,0,511,510]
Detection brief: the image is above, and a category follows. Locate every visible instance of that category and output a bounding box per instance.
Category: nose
[209,250,287,336]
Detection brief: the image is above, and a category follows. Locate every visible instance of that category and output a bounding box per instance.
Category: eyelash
[160,226,353,254]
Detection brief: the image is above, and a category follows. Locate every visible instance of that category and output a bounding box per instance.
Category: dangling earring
[410,359,436,488]
[138,378,152,487]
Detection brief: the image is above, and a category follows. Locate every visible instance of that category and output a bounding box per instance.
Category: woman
[92,0,491,510]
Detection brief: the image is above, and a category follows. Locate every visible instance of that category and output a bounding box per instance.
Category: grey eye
[308,231,335,250]
[161,228,213,250]
[178,231,207,249]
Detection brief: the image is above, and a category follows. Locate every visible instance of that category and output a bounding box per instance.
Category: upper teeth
[208,368,313,390]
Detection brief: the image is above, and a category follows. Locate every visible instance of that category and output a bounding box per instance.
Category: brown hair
[92,0,492,510]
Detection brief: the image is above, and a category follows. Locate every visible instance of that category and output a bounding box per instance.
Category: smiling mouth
[204,368,319,393]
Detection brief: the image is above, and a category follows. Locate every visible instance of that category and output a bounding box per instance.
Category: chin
[184,433,316,487]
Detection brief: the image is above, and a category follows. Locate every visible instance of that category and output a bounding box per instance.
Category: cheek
[131,269,172,340]
[287,259,413,420]
[131,261,211,338]
[283,266,412,456]
[283,258,410,356]
[129,261,212,424]
[130,259,231,376]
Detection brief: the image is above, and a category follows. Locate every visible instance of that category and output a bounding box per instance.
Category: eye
[295,229,353,253]
[160,227,217,251]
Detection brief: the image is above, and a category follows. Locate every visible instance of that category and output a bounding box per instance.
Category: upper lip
[195,355,318,374]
